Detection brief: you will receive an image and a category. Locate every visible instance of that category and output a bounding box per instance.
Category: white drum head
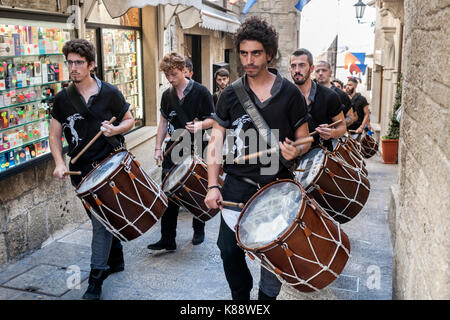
[77,151,128,194]
[295,148,326,187]
[162,156,193,192]
[331,138,339,150]
[238,181,303,249]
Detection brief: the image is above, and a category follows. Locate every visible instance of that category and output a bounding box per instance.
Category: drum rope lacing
[165,156,219,222]
[245,199,350,292]
[81,158,168,241]
[332,139,367,177]
[310,154,370,222]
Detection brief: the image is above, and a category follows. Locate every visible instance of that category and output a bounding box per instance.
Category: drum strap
[231,78,296,171]
[65,84,123,149]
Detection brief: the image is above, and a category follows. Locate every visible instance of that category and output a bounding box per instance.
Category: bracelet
[207,185,222,191]
[155,148,162,151]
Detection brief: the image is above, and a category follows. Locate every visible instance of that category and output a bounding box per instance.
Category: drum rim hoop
[161,155,203,193]
[235,179,308,253]
[75,149,131,196]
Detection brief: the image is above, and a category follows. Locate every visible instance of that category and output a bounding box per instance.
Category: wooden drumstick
[295,169,305,172]
[309,119,343,136]
[71,117,117,164]
[63,171,81,176]
[163,118,199,157]
[217,200,245,209]
[234,136,314,163]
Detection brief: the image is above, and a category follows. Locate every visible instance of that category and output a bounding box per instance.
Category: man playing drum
[49,39,135,300]
[289,49,347,150]
[345,77,371,134]
[148,52,215,251]
[315,61,356,127]
[204,17,311,300]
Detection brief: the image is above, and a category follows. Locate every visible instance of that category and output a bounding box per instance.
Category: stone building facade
[369,0,404,138]
[388,0,450,299]
[236,0,301,79]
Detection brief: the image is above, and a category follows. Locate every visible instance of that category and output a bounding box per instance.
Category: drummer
[49,39,135,300]
[204,17,311,300]
[148,52,215,251]
[314,61,357,127]
[289,49,346,150]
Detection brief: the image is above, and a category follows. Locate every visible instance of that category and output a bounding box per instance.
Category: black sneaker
[192,232,205,245]
[82,269,107,300]
[147,239,176,251]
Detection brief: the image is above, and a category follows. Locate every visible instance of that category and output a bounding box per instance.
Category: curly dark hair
[234,16,278,62]
[62,39,96,64]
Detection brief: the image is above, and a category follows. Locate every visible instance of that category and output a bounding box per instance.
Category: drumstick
[63,171,81,176]
[217,200,245,209]
[234,136,314,164]
[71,117,117,164]
[309,119,343,136]
[163,118,199,157]
[295,169,305,172]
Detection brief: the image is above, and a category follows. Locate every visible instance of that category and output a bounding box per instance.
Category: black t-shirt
[348,93,369,130]
[330,84,352,115]
[51,79,129,165]
[160,79,214,168]
[306,81,343,149]
[214,69,309,184]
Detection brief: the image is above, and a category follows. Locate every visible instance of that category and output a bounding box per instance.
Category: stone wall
[238,0,300,79]
[393,0,450,299]
[0,158,88,266]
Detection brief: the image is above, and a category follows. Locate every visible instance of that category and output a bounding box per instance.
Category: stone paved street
[0,154,397,300]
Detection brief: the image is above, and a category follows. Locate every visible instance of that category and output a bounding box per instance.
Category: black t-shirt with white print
[51,76,129,166]
[214,69,309,184]
[306,81,343,150]
[160,79,215,169]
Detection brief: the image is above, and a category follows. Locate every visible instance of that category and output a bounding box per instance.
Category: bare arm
[204,120,226,210]
[357,105,370,133]
[49,118,67,179]
[154,114,169,162]
[345,108,356,127]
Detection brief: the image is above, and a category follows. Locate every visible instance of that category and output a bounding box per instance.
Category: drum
[76,150,168,241]
[331,136,368,176]
[295,147,370,223]
[235,180,350,293]
[161,154,223,222]
[359,132,379,158]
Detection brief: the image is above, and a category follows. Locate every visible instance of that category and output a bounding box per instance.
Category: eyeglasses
[65,60,87,67]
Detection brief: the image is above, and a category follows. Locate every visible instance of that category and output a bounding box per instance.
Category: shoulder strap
[65,84,122,149]
[231,78,295,171]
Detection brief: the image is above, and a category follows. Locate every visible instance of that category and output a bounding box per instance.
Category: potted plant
[381,74,401,164]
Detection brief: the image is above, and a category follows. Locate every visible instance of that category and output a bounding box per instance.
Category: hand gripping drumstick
[63,171,81,176]
[233,120,342,163]
[163,118,199,158]
[217,200,245,209]
[234,136,314,164]
[71,117,116,164]
[310,119,342,136]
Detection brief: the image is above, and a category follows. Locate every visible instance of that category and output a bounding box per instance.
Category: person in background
[315,61,356,127]
[345,77,371,133]
[213,68,230,107]
[184,57,194,79]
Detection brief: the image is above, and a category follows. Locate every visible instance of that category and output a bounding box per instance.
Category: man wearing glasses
[49,39,135,300]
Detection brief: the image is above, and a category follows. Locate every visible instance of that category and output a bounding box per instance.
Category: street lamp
[354,0,367,22]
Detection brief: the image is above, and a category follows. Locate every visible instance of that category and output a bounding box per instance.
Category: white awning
[200,5,240,33]
[102,0,202,19]
[174,4,240,33]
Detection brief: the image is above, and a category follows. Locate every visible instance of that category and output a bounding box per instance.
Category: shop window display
[0,22,70,176]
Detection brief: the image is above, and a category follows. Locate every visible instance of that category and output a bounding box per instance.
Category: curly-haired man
[205,17,311,300]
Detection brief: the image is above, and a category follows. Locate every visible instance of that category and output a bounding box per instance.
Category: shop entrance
[184,34,202,84]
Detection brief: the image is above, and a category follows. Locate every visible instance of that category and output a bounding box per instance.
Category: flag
[295,0,311,11]
[243,0,258,14]
[344,52,366,69]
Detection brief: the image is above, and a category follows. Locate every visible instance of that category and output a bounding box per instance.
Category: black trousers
[160,155,205,242]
